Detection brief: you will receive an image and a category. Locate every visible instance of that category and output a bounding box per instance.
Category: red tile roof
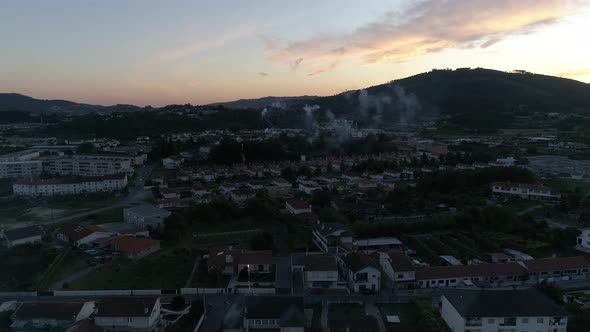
[416,263,526,280]
[108,236,160,254]
[59,224,108,242]
[523,256,590,272]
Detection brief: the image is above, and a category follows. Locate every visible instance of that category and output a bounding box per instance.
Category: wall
[440,296,465,332]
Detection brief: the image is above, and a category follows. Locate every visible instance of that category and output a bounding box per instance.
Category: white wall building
[440,288,568,332]
[341,252,381,293]
[123,205,171,228]
[94,297,161,331]
[43,155,133,177]
[12,174,127,196]
[491,182,561,200]
[0,160,43,179]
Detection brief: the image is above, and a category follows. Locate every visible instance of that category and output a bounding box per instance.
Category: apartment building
[12,174,128,196]
[43,155,133,177]
[0,160,43,179]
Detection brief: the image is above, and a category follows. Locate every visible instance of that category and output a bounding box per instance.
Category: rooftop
[96,297,159,317]
[443,288,568,317]
[3,225,44,242]
[305,254,337,271]
[12,301,88,320]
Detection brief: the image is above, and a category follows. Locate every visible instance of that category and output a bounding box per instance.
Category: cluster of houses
[0,204,167,260]
[3,296,163,332]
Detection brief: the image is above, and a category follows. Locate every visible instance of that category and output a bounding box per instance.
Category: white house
[341,252,381,293]
[285,199,312,215]
[123,205,171,228]
[577,228,590,250]
[378,251,416,288]
[304,254,346,290]
[440,288,568,332]
[162,156,183,169]
[94,297,161,331]
[10,301,95,332]
[311,223,354,254]
[56,224,112,246]
[353,237,402,253]
[297,179,320,195]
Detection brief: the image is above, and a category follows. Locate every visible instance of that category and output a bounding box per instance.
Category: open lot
[69,247,195,290]
[378,303,420,332]
[0,195,119,225]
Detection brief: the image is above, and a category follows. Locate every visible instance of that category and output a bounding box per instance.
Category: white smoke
[303,104,320,143]
[271,101,287,110]
[355,83,421,127]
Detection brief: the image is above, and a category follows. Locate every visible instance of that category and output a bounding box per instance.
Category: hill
[308,68,590,129]
[0,93,142,113]
[210,95,317,109]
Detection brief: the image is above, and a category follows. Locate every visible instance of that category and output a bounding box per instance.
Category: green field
[378,303,420,332]
[329,303,366,320]
[69,248,195,290]
[0,195,120,224]
[0,244,59,291]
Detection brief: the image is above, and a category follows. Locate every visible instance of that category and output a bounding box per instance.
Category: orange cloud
[270,0,576,67]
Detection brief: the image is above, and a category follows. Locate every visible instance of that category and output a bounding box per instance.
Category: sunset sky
[1,0,589,106]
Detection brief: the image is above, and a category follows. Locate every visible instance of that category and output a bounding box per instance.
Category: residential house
[123,205,171,228]
[106,236,161,259]
[521,256,590,282]
[304,254,346,290]
[57,224,112,246]
[285,199,312,215]
[297,179,320,195]
[378,251,416,288]
[440,288,568,332]
[272,178,291,188]
[1,225,44,247]
[10,301,95,332]
[357,178,378,190]
[311,223,354,254]
[229,188,256,205]
[491,182,561,200]
[208,249,274,276]
[354,237,402,253]
[242,296,305,332]
[341,252,381,293]
[94,297,161,332]
[162,156,183,169]
[488,252,514,264]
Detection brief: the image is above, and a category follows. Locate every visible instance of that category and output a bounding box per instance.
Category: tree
[250,232,274,251]
[170,296,186,310]
[534,281,564,304]
[77,142,95,154]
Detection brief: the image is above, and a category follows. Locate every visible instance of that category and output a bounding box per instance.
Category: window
[522,318,529,323]
[488,318,495,324]
[537,318,544,323]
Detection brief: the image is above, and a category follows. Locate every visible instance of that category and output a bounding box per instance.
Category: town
[1,97,590,332]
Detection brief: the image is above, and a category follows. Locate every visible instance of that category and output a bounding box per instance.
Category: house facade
[94,297,161,332]
[285,199,312,215]
[341,252,381,293]
[304,254,346,290]
[13,174,128,196]
[311,223,354,254]
[440,288,568,332]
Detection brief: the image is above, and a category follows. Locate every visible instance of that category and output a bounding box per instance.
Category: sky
[0,0,589,106]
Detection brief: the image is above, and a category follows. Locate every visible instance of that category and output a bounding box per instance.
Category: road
[38,163,156,225]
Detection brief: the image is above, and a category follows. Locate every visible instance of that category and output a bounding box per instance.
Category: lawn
[69,247,195,290]
[0,244,59,291]
[0,194,120,224]
[328,303,366,320]
[45,247,95,290]
[378,303,420,332]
